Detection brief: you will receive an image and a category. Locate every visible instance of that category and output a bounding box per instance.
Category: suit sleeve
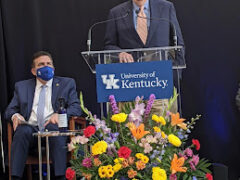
[169,3,185,67]
[5,83,20,121]
[66,79,82,118]
[104,10,122,50]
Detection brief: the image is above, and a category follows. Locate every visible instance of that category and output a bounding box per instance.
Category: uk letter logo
[101,74,120,89]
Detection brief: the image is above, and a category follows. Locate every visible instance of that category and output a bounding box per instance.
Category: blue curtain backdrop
[0,0,239,179]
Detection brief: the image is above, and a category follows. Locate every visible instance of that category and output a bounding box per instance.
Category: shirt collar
[36,78,53,89]
[133,0,149,12]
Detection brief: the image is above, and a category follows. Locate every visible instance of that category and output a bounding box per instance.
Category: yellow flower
[135,153,144,159]
[98,165,115,179]
[141,155,149,164]
[161,131,166,138]
[153,126,161,132]
[171,112,187,130]
[113,163,122,172]
[152,114,166,125]
[98,167,107,178]
[114,158,124,164]
[170,154,187,174]
[111,113,128,123]
[168,134,182,147]
[106,169,114,178]
[135,153,149,163]
[92,141,108,155]
[152,167,167,180]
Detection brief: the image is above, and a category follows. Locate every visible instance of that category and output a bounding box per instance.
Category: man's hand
[119,52,134,63]
[12,114,25,131]
[44,113,58,127]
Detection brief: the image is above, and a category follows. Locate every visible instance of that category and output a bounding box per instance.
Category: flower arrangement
[66,91,212,180]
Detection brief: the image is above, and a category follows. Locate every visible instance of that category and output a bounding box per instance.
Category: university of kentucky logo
[101,74,120,89]
[96,61,173,103]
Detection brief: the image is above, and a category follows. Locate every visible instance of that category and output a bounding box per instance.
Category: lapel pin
[56,83,59,87]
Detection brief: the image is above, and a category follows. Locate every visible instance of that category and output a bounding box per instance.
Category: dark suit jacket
[5,76,82,121]
[104,0,185,65]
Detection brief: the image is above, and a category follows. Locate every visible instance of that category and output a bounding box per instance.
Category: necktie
[37,85,46,131]
[137,6,148,44]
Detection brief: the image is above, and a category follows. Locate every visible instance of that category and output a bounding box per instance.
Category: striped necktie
[137,6,148,44]
[37,85,46,131]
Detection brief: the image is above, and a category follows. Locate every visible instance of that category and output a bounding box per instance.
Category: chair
[7,116,86,180]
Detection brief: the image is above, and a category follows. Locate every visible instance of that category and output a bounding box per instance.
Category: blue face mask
[36,66,54,81]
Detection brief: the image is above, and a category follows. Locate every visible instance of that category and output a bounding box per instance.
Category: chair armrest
[69,116,86,130]
[7,122,13,171]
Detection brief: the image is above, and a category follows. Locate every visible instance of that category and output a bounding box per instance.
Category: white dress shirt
[28,79,54,126]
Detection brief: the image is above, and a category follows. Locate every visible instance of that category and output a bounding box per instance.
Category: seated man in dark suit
[5,51,82,180]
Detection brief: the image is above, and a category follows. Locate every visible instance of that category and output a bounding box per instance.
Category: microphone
[87,10,130,52]
[135,10,178,47]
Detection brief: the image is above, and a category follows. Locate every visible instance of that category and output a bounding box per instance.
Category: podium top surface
[81,46,186,74]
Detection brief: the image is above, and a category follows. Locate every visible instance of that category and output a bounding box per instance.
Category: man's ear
[31,68,36,76]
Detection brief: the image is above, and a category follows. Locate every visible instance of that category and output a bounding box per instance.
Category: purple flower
[184,148,193,157]
[144,94,156,119]
[109,95,119,114]
[82,158,92,168]
[128,102,145,126]
[169,174,177,180]
[104,132,119,144]
[93,115,111,134]
[193,176,197,180]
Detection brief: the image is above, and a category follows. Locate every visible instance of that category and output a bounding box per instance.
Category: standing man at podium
[104,0,185,114]
[5,51,82,180]
[104,0,185,63]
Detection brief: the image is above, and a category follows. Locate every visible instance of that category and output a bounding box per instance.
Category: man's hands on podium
[119,52,134,63]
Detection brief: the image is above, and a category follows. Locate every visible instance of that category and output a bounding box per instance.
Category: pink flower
[82,158,92,168]
[178,152,188,160]
[143,143,153,154]
[129,102,145,126]
[189,161,196,170]
[169,174,177,180]
[68,142,75,151]
[191,154,199,166]
[78,136,89,144]
[184,148,193,157]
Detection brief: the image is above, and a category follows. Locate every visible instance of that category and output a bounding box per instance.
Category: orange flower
[122,159,129,168]
[136,160,146,170]
[128,157,135,165]
[129,123,150,140]
[171,113,187,130]
[82,172,92,180]
[127,169,137,178]
[93,158,102,166]
[170,154,187,174]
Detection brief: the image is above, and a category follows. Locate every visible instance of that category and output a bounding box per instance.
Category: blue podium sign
[96,61,173,102]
